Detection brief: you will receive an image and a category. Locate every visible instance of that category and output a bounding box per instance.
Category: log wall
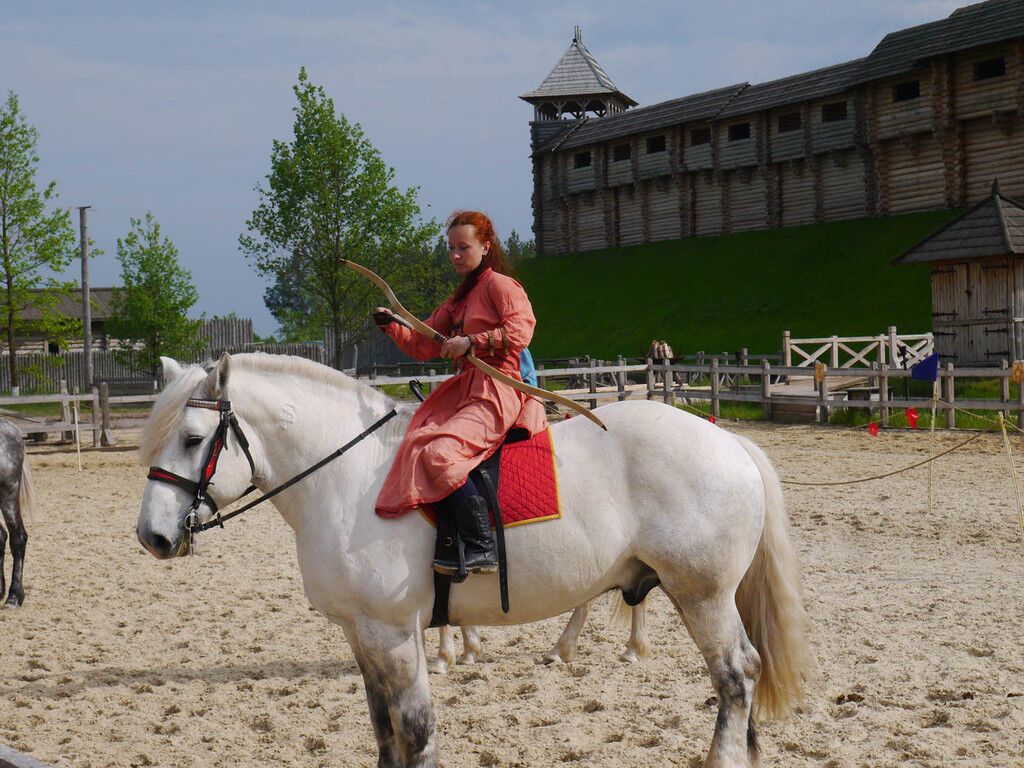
[534,36,1024,255]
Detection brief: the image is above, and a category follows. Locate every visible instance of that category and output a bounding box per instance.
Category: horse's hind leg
[670,591,761,768]
[459,625,482,665]
[620,600,650,663]
[428,626,456,675]
[543,599,593,664]
[0,483,26,607]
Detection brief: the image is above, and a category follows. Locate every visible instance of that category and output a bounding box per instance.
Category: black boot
[432,492,497,576]
[454,493,498,575]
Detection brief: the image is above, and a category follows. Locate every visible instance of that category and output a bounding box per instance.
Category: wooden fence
[783,326,934,369]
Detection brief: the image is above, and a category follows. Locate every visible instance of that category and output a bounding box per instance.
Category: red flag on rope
[708,415,716,424]
[868,422,879,436]
[905,407,919,429]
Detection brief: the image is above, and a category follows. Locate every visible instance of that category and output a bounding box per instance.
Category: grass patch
[517,210,959,359]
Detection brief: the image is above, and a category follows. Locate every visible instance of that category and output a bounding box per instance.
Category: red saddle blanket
[421,428,562,528]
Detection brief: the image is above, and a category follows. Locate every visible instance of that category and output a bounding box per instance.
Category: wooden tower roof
[521,28,636,106]
[893,180,1024,265]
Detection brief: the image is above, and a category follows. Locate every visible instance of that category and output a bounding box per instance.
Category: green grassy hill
[515,210,959,359]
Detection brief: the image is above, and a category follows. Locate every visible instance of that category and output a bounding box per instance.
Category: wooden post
[710,358,720,419]
[946,362,956,429]
[830,335,839,369]
[588,358,598,411]
[1017,366,1024,430]
[90,385,100,447]
[889,325,898,367]
[537,363,546,390]
[761,359,771,421]
[880,364,889,427]
[662,357,672,405]
[1001,359,1010,423]
[877,334,888,368]
[59,379,73,443]
[782,331,791,367]
[99,381,116,446]
[818,365,829,425]
[646,358,654,401]
[616,355,626,402]
[739,347,748,367]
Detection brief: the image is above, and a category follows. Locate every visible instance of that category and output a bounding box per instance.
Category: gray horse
[0,419,31,607]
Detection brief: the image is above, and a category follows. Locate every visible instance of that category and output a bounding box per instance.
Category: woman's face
[447,224,489,276]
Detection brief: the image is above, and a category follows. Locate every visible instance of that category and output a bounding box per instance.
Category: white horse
[431,595,650,674]
[136,353,808,768]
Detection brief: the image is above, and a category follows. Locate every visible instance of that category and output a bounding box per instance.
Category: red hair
[447,210,512,303]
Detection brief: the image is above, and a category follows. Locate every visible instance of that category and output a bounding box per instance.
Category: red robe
[375,268,547,517]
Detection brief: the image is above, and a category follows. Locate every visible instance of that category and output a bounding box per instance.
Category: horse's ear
[204,352,231,400]
[161,357,183,384]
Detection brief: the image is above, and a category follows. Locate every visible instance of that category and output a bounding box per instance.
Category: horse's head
[136,353,258,559]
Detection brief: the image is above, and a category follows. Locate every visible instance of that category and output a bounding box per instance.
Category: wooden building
[892,180,1024,364]
[524,0,1024,256]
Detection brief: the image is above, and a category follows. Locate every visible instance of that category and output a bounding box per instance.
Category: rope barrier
[780,431,984,487]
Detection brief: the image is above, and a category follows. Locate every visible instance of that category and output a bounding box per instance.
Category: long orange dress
[375,267,547,517]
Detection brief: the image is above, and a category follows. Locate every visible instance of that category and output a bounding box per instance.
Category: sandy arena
[1,422,1023,767]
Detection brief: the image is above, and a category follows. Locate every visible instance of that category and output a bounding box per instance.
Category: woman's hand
[440,335,471,359]
[373,306,396,327]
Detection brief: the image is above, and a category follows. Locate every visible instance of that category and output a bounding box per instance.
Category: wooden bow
[341,259,607,430]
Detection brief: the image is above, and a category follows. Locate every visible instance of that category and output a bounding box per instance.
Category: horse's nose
[137,524,179,559]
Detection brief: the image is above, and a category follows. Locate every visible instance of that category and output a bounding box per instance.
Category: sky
[1,0,963,336]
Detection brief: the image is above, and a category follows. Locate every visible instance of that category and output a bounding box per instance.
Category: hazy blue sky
[2,0,961,335]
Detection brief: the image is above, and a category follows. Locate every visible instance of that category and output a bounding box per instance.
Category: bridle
[147,394,397,551]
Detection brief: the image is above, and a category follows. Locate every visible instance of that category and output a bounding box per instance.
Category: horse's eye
[184,435,204,449]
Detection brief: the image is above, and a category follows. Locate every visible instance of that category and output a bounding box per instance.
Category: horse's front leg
[349,619,437,768]
[428,626,456,675]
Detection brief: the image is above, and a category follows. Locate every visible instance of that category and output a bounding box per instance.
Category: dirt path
[2,423,1022,767]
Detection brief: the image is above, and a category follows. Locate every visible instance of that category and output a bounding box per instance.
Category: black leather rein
[147,397,398,536]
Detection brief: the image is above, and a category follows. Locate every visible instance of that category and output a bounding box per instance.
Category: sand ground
[1,422,1023,767]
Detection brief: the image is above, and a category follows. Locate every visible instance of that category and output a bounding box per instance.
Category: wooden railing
[783,326,934,370]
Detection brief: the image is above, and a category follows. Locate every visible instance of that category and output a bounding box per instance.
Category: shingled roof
[521,28,636,105]
[551,83,747,152]
[854,0,1024,83]
[718,59,864,119]
[892,181,1024,265]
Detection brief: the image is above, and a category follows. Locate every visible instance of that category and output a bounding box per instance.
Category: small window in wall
[612,143,631,162]
[689,127,711,146]
[892,80,920,102]
[777,111,801,133]
[573,151,592,169]
[973,57,1006,81]
[645,135,666,154]
[821,101,848,122]
[728,122,751,141]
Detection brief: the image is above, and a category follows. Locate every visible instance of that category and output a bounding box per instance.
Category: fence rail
[7,356,1024,446]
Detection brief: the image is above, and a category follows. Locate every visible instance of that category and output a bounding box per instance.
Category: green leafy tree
[0,91,79,389]
[504,229,536,261]
[241,68,437,368]
[107,212,203,376]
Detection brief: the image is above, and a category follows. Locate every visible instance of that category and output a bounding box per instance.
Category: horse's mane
[138,353,386,466]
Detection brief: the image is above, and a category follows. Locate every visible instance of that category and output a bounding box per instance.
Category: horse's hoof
[541,651,562,665]
[428,659,450,675]
[4,598,23,608]
[458,652,477,665]
[619,648,640,664]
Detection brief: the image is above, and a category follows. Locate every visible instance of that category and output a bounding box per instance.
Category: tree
[505,229,536,261]
[107,212,203,377]
[241,68,438,368]
[0,91,79,390]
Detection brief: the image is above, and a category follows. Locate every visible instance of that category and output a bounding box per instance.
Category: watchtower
[521,27,636,126]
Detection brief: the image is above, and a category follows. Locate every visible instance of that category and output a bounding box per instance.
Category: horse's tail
[733,434,809,720]
[19,456,33,522]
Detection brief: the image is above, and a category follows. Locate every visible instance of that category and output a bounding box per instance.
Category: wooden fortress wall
[532,40,1024,256]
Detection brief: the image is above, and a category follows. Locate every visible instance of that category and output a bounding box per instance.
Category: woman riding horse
[374,211,546,575]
